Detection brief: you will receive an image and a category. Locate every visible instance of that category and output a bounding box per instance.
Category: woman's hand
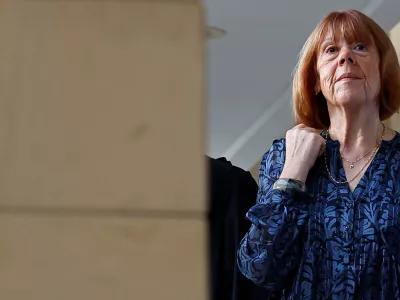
[280,124,326,183]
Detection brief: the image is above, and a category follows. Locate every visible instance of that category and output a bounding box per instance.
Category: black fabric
[207,156,274,300]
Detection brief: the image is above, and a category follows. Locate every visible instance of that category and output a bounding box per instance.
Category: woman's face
[316,31,381,108]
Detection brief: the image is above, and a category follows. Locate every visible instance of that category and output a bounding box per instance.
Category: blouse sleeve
[237,138,310,291]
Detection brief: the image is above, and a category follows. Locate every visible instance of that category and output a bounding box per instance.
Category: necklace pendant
[350,164,354,169]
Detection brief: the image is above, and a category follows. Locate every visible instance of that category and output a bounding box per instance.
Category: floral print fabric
[237,132,400,299]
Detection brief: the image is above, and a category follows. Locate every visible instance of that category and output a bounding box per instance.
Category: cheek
[320,68,335,90]
[366,71,381,92]
[364,60,381,90]
[320,60,334,75]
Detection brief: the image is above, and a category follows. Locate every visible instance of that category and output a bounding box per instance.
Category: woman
[237,9,400,299]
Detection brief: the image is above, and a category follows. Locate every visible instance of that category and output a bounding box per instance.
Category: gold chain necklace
[340,145,377,169]
[324,123,385,184]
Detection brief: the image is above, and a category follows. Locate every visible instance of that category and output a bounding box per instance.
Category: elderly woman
[237,9,400,299]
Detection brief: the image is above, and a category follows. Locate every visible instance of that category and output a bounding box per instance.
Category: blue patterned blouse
[237,131,400,299]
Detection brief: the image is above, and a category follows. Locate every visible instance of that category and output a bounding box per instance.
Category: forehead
[314,12,374,47]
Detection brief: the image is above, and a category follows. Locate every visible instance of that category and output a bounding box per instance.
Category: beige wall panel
[0,214,207,300]
[389,23,400,131]
[0,0,205,212]
[391,22,400,56]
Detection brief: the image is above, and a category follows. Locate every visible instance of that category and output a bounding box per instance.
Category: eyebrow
[320,38,334,45]
[319,39,334,52]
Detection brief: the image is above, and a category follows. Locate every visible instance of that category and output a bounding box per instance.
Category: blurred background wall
[0,0,207,299]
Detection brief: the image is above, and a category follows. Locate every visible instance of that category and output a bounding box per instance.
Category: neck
[327,104,382,155]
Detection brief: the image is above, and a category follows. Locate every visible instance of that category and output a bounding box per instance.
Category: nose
[338,48,356,66]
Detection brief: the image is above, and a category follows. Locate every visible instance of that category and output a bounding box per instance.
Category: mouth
[335,73,362,82]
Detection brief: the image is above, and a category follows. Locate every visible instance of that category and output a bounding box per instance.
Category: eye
[325,46,336,54]
[354,44,367,51]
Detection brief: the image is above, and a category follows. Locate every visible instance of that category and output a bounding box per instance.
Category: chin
[333,90,367,106]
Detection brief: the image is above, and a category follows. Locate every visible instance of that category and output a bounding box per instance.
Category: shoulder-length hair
[292,9,400,129]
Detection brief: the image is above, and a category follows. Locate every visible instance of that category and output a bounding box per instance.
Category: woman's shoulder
[382,129,400,151]
[383,127,398,142]
[261,138,286,157]
[377,129,400,177]
[260,138,286,170]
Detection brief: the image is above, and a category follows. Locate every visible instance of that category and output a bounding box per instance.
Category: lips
[335,72,362,82]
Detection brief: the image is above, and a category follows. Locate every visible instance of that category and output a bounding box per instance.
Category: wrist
[273,178,307,193]
[280,165,309,184]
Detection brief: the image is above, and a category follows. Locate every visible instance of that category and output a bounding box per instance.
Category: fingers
[288,124,326,156]
[284,124,326,172]
[294,123,318,133]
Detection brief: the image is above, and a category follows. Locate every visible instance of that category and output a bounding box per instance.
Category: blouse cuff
[246,189,309,237]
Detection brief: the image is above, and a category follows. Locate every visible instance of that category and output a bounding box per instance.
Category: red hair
[292,9,400,129]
